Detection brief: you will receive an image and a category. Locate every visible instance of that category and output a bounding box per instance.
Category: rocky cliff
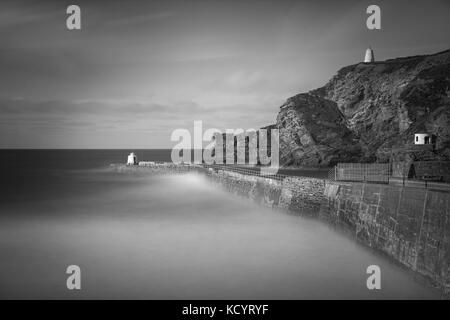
[277,93,362,166]
[276,49,450,166]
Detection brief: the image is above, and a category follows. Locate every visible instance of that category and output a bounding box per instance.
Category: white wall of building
[414,133,432,145]
[127,152,137,165]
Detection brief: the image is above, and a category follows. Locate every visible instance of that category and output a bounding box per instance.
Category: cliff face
[277,94,362,166]
[276,50,450,166]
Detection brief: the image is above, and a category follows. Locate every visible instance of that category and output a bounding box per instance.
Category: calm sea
[0,150,439,299]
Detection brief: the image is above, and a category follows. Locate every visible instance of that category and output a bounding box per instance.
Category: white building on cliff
[414,133,435,145]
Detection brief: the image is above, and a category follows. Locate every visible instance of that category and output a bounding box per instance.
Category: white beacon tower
[364,47,375,63]
[127,152,137,165]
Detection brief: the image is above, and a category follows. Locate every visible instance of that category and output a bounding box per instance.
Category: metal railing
[139,161,450,191]
[328,162,450,191]
[202,164,288,181]
[329,163,390,183]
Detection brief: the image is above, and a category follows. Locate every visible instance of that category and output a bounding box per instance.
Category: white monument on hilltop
[127,152,137,165]
[364,47,375,63]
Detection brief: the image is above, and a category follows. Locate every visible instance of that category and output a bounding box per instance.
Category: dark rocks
[275,49,450,166]
[277,93,362,166]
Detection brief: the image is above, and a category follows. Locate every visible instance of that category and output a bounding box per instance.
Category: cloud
[0,97,276,148]
[225,71,264,88]
[0,1,58,29]
[0,98,205,116]
[107,11,176,26]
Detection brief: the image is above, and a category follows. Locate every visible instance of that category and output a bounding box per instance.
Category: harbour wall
[111,163,450,296]
[321,181,450,296]
[110,163,326,215]
[206,168,326,215]
[212,168,450,296]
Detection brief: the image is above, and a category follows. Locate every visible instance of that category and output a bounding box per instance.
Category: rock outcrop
[277,94,362,166]
[274,49,450,166]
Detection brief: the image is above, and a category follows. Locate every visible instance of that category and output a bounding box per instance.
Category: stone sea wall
[210,169,450,296]
[321,181,450,296]
[111,163,449,296]
[207,169,326,216]
[111,163,327,215]
[110,163,197,175]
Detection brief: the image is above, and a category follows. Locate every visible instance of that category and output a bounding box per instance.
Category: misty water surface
[0,151,439,299]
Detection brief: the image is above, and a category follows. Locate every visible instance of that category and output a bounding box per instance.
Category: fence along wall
[332,161,450,183]
[389,161,450,182]
[330,163,390,183]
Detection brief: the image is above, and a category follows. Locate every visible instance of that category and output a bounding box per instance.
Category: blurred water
[0,150,439,299]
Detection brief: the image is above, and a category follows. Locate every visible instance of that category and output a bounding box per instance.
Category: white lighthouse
[364,47,375,63]
[127,152,137,165]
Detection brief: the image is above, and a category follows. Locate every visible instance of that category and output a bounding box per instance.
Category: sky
[1,0,449,148]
